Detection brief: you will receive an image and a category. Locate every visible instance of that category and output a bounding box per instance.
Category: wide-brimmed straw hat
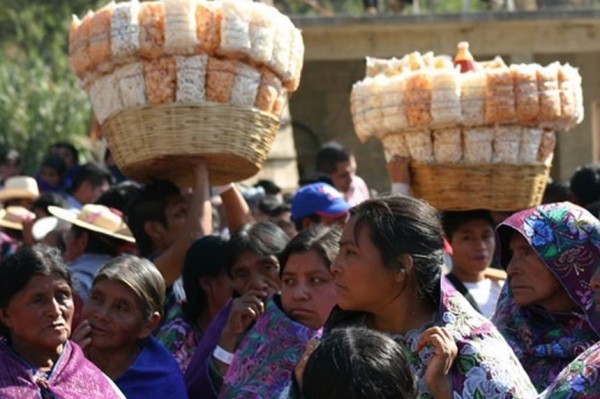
[0,206,36,230]
[48,204,135,243]
[0,176,40,202]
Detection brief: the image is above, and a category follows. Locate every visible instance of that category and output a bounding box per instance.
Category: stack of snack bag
[69,0,304,185]
[350,42,584,210]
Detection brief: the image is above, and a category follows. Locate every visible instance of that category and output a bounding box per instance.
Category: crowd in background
[0,138,600,398]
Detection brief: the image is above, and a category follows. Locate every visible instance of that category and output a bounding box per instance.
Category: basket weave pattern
[103,102,280,186]
[410,162,551,211]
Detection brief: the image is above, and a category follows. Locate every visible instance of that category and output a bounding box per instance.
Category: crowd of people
[0,139,600,398]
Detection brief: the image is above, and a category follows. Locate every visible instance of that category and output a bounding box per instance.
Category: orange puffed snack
[89,2,114,69]
[139,1,165,59]
[195,1,222,54]
[206,57,235,103]
[255,67,282,113]
[144,57,177,104]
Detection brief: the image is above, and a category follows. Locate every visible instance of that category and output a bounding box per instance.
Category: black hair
[0,245,71,336]
[41,154,67,177]
[31,192,69,216]
[125,180,180,257]
[302,327,417,399]
[51,141,79,165]
[542,180,571,204]
[350,195,443,310]
[279,225,340,275]
[225,222,289,277]
[316,141,351,175]
[70,162,113,193]
[181,235,228,323]
[96,180,142,213]
[0,149,21,166]
[441,210,495,241]
[570,164,600,206]
[71,225,122,257]
[258,198,290,218]
[255,179,282,196]
[293,214,321,233]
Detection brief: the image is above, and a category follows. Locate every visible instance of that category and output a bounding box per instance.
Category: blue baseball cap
[291,182,351,221]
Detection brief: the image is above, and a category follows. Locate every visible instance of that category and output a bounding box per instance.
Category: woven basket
[102,102,281,187]
[410,162,551,211]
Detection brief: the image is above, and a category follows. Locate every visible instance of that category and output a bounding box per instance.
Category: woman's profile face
[83,279,151,351]
[507,233,576,312]
[331,217,400,313]
[281,249,336,330]
[230,250,281,296]
[0,274,73,357]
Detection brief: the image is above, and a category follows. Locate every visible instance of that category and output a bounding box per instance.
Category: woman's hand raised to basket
[417,326,457,399]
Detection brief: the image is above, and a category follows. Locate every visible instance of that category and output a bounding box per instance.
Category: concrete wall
[287,10,600,192]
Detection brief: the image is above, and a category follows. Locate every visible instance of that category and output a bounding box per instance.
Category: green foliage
[0,1,103,175]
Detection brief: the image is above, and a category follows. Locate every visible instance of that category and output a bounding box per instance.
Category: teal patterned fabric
[219,297,321,399]
[493,202,600,392]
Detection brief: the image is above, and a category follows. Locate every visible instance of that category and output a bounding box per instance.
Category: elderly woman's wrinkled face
[331,217,400,314]
[281,249,336,330]
[83,279,152,352]
[0,274,73,356]
[230,250,281,297]
[507,233,577,312]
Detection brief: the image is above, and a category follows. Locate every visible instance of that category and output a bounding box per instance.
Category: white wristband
[212,183,234,196]
[213,345,234,365]
[391,182,410,196]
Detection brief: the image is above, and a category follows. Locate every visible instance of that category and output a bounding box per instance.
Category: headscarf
[493,201,600,392]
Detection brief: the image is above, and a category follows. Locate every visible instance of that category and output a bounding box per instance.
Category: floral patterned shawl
[220,297,320,399]
[492,202,600,392]
[324,278,537,398]
[0,339,123,398]
[539,340,600,399]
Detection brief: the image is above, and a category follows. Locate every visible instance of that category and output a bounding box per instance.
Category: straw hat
[32,216,70,241]
[0,206,36,230]
[48,204,135,243]
[0,176,40,201]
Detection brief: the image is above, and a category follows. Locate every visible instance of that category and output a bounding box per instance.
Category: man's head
[0,149,22,182]
[316,141,355,194]
[125,180,188,257]
[50,141,79,170]
[71,163,112,205]
[291,182,350,231]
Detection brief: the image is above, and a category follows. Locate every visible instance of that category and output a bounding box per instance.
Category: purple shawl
[492,202,600,392]
[0,339,122,398]
[220,298,320,398]
[185,299,233,399]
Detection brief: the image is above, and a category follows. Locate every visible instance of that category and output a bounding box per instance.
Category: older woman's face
[0,275,73,357]
[230,250,281,297]
[281,249,336,330]
[83,279,152,352]
[507,233,577,312]
[331,217,400,313]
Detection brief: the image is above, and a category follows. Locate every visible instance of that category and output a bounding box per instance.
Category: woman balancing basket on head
[69,0,304,186]
[350,41,584,211]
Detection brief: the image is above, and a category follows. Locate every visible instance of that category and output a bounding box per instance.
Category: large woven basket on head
[102,102,280,187]
[409,162,551,211]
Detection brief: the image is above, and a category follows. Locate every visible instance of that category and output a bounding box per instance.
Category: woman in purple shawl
[492,202,600,392]
[72,255,188,399]
[0,244,123,398]
[185,222,289,398]
[219,225,340,398]
[319,196,536,398]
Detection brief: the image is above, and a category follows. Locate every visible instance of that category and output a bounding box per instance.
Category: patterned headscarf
[493,201,600,392]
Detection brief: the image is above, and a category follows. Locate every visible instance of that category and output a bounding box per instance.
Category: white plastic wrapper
[269,16,293,82]
[493,125,521,164]
[405,129,433,163]
[350,80,372,142]
[513,63,539,125]
[381,133,410,162]
[111,0,141,61]
[164,0,198,55]
[220,0,252,54]
[115,62,146,108]
[538,130,556,164]
[231,63,261,107]
[519,127,543,163]
[382,75,407,135]
[285,27,304,91]
[91,73,124,124]
[431,69,461,128]
[460,71,486,126]
[249,3,275,64]
[433,128,462,163]
[175,54,208,103]
[558,64,584,130]
[538,62,561,123]
[464,127,493,163]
